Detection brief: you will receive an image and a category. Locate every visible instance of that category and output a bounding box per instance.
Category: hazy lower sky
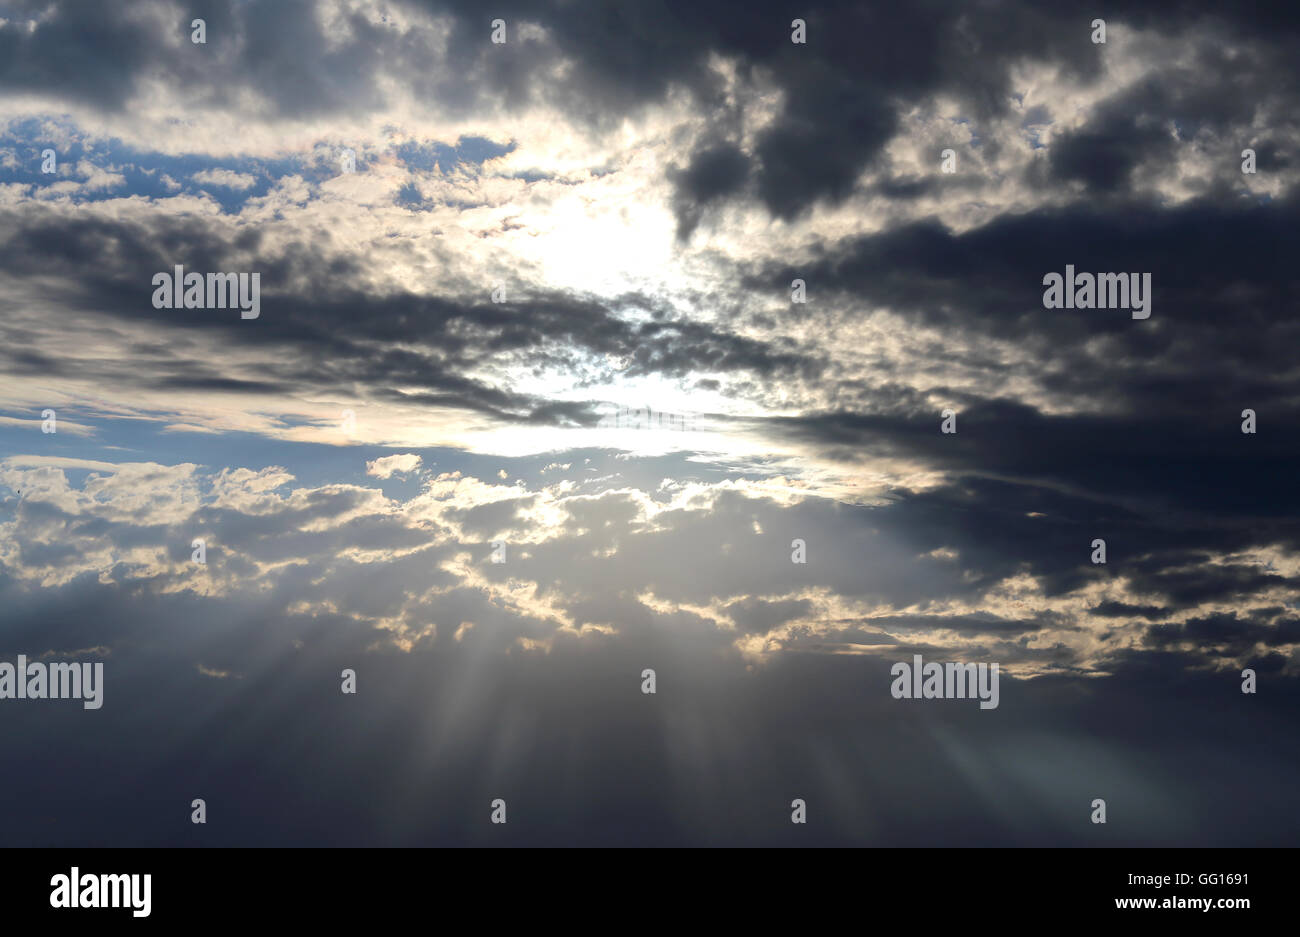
[1,0,1298,845]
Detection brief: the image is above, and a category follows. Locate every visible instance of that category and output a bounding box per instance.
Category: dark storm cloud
[1048,108,1176,193]
[747,185,1300,594]
[1,438,1297,846]
[3,0,1300,850]
[446,494,536,538]
[3,559,1298,846]
[1090,600,1167,620]
[771,397,1300,525]
[0,208,818,425]
[860,610,1073,637]
[758,191,1299,351]
[0,0,155,109]
[669,141,749,239]
[151,374,291,394]
[5,0,1295,226]
[1143,610,1300,658]
[1032,25,1300,194]
[723,596,811,633]
[743,440,1300,613]
[748,62,896,220]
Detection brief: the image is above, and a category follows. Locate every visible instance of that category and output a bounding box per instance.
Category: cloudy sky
[1,0,1298,846]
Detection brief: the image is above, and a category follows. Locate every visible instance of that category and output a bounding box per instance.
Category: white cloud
[366,453,422,478]
[192,168,258,190]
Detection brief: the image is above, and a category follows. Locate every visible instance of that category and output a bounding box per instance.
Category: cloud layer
[1,0,1298,845]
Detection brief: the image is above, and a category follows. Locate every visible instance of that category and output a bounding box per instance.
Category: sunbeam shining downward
[0,0,1298,851]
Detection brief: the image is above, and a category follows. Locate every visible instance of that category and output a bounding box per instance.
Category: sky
[0,0,1298,846]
